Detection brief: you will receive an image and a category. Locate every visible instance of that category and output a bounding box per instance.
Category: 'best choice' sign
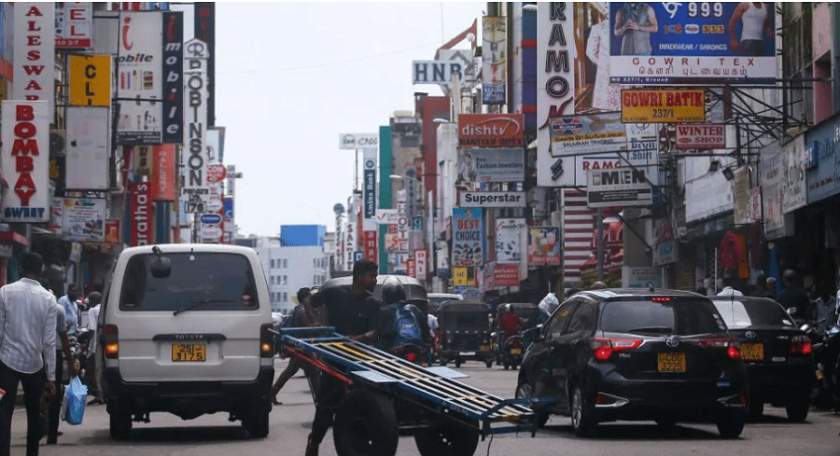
[460,191,526,208]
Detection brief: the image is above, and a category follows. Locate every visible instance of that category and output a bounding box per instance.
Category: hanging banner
[66,106,110,190]
[496,218,527,265]
[162,11,184,144]
[1,101,50,223]
[62,198,106,242]
[116,11,163,145]
[621,89,705,123]
[182,38,210,211]
[14,4,55,119]
[193,2,215,127]
[609,2,777,84]
[482,16,506,104]
[151,144,176,201]
[56,2,92,49]
[528,227,561,266]
[451,208,484,267]
[129,181,152,246]
[69,54,111,106]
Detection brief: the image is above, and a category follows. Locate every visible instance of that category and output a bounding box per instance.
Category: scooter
[393,343,427,366]
[501,334,525,370]
[804,320,840,411]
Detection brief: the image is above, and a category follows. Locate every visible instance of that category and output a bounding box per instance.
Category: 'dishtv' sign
[1,101,50,222]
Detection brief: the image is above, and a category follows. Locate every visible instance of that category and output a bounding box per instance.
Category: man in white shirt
[57,283,79,335]
[0,252,58,456]
[85,292,103,405]
[717,275,744,297]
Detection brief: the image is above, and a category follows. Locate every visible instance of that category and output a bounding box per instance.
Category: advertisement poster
[457,148,524,183]
[105,220,120,245]
[761,144,785,239]
[62,198,106,242]
[14,4,55,119]
[528,227,561,266]
[496,218,526,265]
[1,101,50,223]
[494,264,520,287]
[482,16,506,104]
[609,2,776,84]
[116,11,163,144]
[66,107,110,190]
[623,266,663,288]
[69,54,111,106]
[451,208,484,267]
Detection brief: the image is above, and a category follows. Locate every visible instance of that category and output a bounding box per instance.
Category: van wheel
[414,422,479,456]
[454,357,461,368]
[244,409,270,438]
[333,389,398,456]
[109,410,132,440]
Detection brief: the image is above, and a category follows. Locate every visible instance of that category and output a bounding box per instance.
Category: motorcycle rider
[376,279,429,353]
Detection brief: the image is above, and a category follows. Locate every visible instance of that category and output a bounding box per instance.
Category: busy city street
[8,359,837,456]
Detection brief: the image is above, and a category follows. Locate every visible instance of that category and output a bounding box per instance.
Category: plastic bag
[62,376,88,425]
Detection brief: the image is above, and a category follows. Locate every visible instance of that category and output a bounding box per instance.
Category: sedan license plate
[510,348,522,355]
[172,343,206,362]
[657,352,686,372]
[740,343,764,361]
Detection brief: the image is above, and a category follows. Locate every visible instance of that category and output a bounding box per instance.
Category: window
[119,253,259,311]
[713,300,794,329]
[284,259,288,268]
[283,275,288,285]
[270,259,275,269]
[283,292,288,302]
[545,301,577,340]
[566,300,598,336]
[601,299,725,336]
[270,276,275,285]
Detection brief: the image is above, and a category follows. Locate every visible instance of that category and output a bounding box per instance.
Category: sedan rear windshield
[712,300,795,329]
[119,252,259,311]
[601,299,726,336]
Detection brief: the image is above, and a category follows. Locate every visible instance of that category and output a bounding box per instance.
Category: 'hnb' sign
[412,60,466,85]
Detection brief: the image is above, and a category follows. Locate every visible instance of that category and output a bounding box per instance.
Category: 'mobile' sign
[460,191,526,208]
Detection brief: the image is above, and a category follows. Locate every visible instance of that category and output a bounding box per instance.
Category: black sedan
[712,296,814,421]
[516,289,748,438]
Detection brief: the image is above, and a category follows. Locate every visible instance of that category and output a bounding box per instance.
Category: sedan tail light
[790,335,812,355]
[690,337,740,360]
[590,338,643,361]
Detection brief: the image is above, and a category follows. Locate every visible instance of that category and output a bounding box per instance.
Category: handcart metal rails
[280,326,552,438]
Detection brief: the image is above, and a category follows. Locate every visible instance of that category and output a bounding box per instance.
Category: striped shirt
[0,278,58,380]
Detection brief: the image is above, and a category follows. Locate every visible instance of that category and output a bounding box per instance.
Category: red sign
[415,249,427,279]
[407,259,416,278]
[458,114,525,147]
[363,230,377,261]
[129,182,152,246]
[494,264,519,287]
[151,145,176,201]
[675,124,725,150]
[105,219,120,245]
[207,163,227,183]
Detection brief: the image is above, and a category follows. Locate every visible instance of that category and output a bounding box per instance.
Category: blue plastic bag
[62,376,88,425]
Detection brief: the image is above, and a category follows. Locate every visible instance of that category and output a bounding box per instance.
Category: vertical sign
[182,38,209,212]
[151,144,175,201]
[407,259,416,278]
[69,54,111,106]
[162,11,184,143]
[363,148,377,229]
[363,230,378,262]
[415,249,427,279]
[66,106,110,190]
[55,2,92,49]
[194,3,215,127]
[451,208,484,266]
[1,101,50,223]
[105,219,121,245]
[129,181,152,246]
[482,16,506,104]
[14,4,55,119]
[116,11,163,144]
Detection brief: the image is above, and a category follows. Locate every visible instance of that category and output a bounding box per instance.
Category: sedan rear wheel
[571,386,597,437]
[515,380,548,428]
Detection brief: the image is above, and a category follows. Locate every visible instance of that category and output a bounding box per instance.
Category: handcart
[280,327,551,456]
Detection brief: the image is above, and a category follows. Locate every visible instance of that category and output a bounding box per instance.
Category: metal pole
[597,207,604,281]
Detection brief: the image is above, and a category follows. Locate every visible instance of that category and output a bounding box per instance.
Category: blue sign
[223,198,233,222]
[609,2,776,84]
[806,117,840,203]
[354,251,364,263]
[200,213,222,225]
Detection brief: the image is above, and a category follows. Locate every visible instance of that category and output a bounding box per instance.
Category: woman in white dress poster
[585,3,621,111]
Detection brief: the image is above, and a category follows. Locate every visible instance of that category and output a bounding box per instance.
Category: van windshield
[119,252,259,311]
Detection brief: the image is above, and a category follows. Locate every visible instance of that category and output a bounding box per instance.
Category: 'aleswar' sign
[609,2,777,84]
[1,101,50,223]
[14,4,56,119]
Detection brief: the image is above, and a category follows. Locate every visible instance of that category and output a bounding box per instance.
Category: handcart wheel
[414,422,480,456]
[454,357,461,368]
[334,389,399,456]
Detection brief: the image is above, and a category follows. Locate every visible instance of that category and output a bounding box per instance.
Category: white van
[96,244,275,439]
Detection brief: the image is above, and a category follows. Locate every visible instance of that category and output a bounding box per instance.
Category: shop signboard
[609,2,777,84]
[451,208,483,267]
[69,54,111,106]
[495,218,527,265]
[14,4,55,118]
[586,167,653,208]
[66,106,110,190]
[105,220,120,245]
[456,148,524,183]
[363,148,377,225]
[116,11,163,145]
[494,264,519,287]
[162,11,184,143]
[1,101,50,223]
[129,182,152,246]
[675,124,726,150]
[761,144,787,239]
[412,60,468,86]
[623,266,663,288]
[528,227,561,266]
[56,2,92,49]
[458,114,525,148]
[338,133,378,150]
[733,167,752,225]
[621,89,705,123]
[452,267,472,286]
[482,16,506,104]
[363,230,377,262]
[62,198,106,242]
[415,249,427,279]
[806,116,840,203]
[781,135,807,214]
[182,38,209,209]
[459,191,526,208]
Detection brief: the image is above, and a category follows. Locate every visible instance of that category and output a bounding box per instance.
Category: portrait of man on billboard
[613,2,659,56]
[729,2,773,56]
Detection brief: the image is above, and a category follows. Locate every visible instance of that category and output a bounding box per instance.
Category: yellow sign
[69,54,111,106]
[453,267,471,286]
[621,89,705,123]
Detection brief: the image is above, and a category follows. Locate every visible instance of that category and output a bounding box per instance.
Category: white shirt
[87,304,101,356]
[0,278,58,380]
[427,314,438,339]
[58,294,78,335]
[717,287,744,297]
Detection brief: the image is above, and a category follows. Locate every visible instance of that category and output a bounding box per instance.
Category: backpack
[390,303,423,347]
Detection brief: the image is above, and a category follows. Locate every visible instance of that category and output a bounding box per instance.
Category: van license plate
[740,343,764,361]
[172,343,206,362]
[657,352,685,372]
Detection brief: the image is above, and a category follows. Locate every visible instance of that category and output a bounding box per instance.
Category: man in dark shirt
[776,270,812,322]
[306,259,381,456]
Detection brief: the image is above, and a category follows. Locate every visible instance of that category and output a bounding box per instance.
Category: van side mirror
[150,246,171,278]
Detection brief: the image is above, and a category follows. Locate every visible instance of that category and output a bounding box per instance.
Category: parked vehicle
[807,322,840,411]
[712,296,814,421]
[516,289,748,438]
[438,301,494,368]
[320,274,429,315]
[98,245,275,439]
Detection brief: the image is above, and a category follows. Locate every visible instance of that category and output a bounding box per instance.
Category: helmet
[382,279,406,305]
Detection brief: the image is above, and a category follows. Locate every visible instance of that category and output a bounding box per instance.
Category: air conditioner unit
[50,130,66,155]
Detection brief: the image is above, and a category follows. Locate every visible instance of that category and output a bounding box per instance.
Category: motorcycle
[501,334,525,370]
[392,343,426,366]
[804,320,840,411]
